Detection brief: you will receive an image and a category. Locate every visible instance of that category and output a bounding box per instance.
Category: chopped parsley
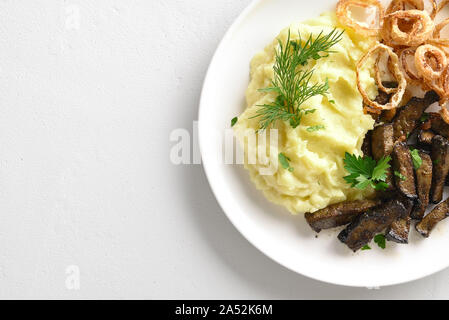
[343,153,391,191]
[361,245,371,251]
[410,148,422,170]
[374,234,386,249]
[279,153,294,172]
[394,171,406,181]
[306,125,325,132]
[231,117,238,127]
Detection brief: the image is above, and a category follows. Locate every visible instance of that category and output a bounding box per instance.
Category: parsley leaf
[372,156,390,181]
[374,234,386,249]
[231,117,238,127]
[361,245,371,251]
[373,182,389,191]
[306,125,325,132]
[279,153,294,172]
[343,153,391,191]
[394,170,406,181]
[410,148,422,170]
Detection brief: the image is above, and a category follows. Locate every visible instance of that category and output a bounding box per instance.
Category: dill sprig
[252,28,344,130]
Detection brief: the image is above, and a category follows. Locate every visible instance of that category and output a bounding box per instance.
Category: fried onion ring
[386,0,424,14]
[414,44,447,81]
[336,0,383,36]
[386,0,437,19]
[375,55,399,94]
[399,47,422,81]
[382,10,434,46]
[433,65,449,98]
[430,18,449,50]
[364,104,382,115]
[396,47,433,90]
[440,98,449,124]
[437,0,449,15]
[433,18,449,39]
[357,44,407,110]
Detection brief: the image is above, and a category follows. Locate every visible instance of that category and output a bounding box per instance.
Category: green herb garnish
[420,113,430,123]
[343,153,391,191]
[231,117,238,127]
[410,148,422,170]
[434,159,440,165]
[361,245,371,251]
[307,125,325,132]
[374,234,386,249]
[394,171,406,181]
[279,153,294,172]
[252,29,344,130]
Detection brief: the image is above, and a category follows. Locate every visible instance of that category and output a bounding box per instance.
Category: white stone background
[0,0,448,299]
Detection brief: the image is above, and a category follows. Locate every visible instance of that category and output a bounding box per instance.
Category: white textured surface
[0,0,448,299]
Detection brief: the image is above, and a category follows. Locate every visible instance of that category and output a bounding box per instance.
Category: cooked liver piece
[338,199,407,252]
[305,200,381,233]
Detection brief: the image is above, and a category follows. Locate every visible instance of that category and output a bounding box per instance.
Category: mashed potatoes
[234,12,378,214]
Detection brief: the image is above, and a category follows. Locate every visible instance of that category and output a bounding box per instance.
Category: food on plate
[412,151,432,220]
[392,92,439,141]
[337,199,407,251]
[386,216,412,244]
[233,13,376,214]
[430,112,449,137]
[392,142,417,199]
[418,130,435,145]
[372,124,394,161]
[336,0,383,36]
[357,44,407,111]
[386,197,414,244]
[371,123,395,190]
[235,0,449,252]
[305,199,381,233]
[416,197,449,237]
[362,130,373,158]
[430,135,449,203]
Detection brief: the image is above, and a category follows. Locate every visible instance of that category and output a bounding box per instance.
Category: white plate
[198,0,449,287]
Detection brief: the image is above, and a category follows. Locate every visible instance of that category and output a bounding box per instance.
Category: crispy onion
[440,98,449,124]
[426,0,449,50]
[437,0,449,15]
[431,18,449,49]
[364,104,382,115]
[399,47,422,81]
[414,44,447,80]
[386,0,437,19]
[396,47,433,90]
[357,44,407,110]
[382,10,434,46]
[441,66,449,96]
[434,18,449,38]
[433,65,449,98]
[375,55,399,94]
[336,0,383,36]
[386,0,424,14]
